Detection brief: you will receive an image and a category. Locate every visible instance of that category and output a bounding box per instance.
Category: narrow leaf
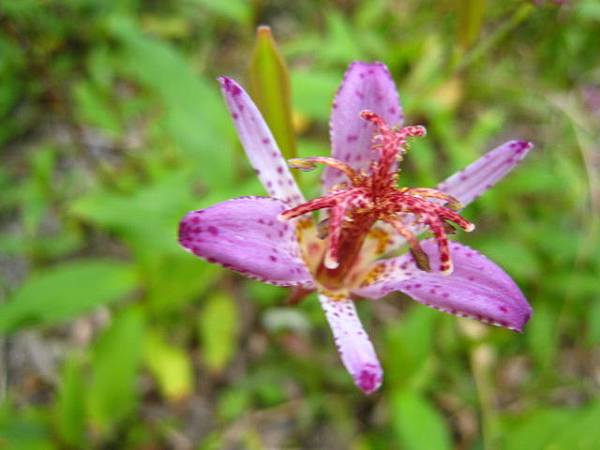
[0,260,137,333]
[457,0,487,49]
[54,356,86,447]
[88,307,145,433]
[198,292,239,373]
[144,330,194,401]
[249,26,297,159]
[392,389,452,450]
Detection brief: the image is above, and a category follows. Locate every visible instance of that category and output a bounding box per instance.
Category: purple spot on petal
[207,226,218,236]
[262,137,270,144]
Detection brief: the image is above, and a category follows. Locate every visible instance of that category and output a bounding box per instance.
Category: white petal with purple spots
[179,196,314,287]
[219,77,304,207]
[354,239,532,332]
[324,62,404,193]
[437,140,533,206]
[318,294,383,394]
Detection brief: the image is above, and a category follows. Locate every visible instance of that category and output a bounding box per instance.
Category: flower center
[280,110,475,290]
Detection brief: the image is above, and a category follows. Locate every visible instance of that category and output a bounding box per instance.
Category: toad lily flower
[178,62,533,394]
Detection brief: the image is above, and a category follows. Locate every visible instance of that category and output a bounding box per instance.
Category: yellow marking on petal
[320,290,348,301]
[367,228,393,255]
[296,218,326,273]
[334,226,393,291]
[359,264,386,288]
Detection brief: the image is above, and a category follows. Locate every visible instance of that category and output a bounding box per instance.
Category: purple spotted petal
[324,62,404,193]
[354,240,532,332]
[437,140,533,207]
[179,196,314,287]
[318,294,383,394]
[219,77,304,207]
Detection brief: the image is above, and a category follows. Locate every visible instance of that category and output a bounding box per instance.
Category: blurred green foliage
[0,0,599,449]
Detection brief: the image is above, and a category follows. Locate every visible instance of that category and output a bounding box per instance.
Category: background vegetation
[1,1,599,449]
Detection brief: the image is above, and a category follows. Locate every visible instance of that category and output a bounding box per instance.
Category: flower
[178,62,533,394]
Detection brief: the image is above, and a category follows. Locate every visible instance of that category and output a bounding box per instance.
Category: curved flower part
[180,60,533,395]
[354,240,532,332]
[179,197,314,287]
[437,140,534,206]
[219,77,305,207]
[319,294,383,394]
[324,62,404,193]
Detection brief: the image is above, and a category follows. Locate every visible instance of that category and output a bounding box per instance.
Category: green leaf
[187,0,251,25]
[0,400,56,450]
[503,402,600,450]
[249,26,297,160]
[72,80,122,138]
[54,356,86,447]
[551,402,600,449]
[318,12,365,64]
[70,171,196,258]
[526,304,557,370]
[0,260,137,333]
[198,292,239,373]
[291,70,339,121]
[503,409,571,450]
[218,387,252,421]
[384,306,437,389]
[391,389,452,450]
[144,330,194,401]
[107,17,233,188]
[88,307,145,433]
[587,299,600,345]
[146,254,221,315]
[457,0,487,49]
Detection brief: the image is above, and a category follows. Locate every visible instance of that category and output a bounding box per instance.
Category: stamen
[385,218,431,272]
[317,217,329,239]
[288,157,358,183]
[279,110,475,286]
[404,188,464,210]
